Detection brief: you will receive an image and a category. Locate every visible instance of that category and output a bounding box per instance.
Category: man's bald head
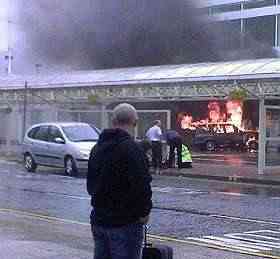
[112,103,138,127]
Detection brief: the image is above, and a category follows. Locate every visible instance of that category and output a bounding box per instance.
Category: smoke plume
[13,0,276,72]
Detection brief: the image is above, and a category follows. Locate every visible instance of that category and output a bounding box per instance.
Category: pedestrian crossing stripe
[187,229,280,258]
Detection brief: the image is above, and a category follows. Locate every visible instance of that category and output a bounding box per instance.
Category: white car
[22,122,100,176]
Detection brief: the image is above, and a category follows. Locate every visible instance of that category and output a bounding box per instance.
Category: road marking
[217,192,248,197]
[0,160,18,165]
[193,157,256,165]
[211,215,280,226]
[152,186,207,195]
[153,187,280,200]
[0,208,279,258]
[187,229,280,258]
[0,208,90,226]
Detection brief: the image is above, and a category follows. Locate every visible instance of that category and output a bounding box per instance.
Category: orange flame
[226,100,243,129]
[178,101,244,130]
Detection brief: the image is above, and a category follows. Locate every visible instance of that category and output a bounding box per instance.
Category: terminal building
[199,0,280,57]
[0,58,280,174]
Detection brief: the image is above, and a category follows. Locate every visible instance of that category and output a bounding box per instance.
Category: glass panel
[211,3,241,14]
[49,126,64,142]
[34,126,49,141]
[188,64,221,77]
[265,140,280,166]
[266,109,280,138]
[79,112,102,129]
[278,14,280,47]
[57,111,79,122]
[244,0,275,9]
[136,112,168,139]
[0,21,8,51]
[257,60,280,73]
[172,65,202,77]
[0,0,8,51]
[216,20,241,51]
[230,60,270,74]
[62,124,99,142]
[244,15,275,48]
[207,62,246,76]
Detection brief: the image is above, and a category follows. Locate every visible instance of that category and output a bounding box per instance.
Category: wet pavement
[0,208,263,259]
[160,151,280,186]
[0,156,280,258]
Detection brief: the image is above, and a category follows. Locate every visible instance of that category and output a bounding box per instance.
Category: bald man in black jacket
[87,103,152,259]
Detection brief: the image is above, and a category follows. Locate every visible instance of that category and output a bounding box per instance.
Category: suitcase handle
[144,225,152,248]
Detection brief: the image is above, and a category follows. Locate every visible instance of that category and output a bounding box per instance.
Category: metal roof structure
[1,58,280,90]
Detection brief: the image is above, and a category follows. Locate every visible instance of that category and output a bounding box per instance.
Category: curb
[2,156,280,186]
[158,170,280,186]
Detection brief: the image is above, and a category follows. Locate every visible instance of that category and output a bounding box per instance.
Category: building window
[243,0,276,9]
[244,15,275,47]
[211,3,241,14]
[217,20,242,50]
[278,15,280,46]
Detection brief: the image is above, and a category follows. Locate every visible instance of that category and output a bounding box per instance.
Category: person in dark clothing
[87,103,152,259]
[138,139,152,166]
[165,130,183,169]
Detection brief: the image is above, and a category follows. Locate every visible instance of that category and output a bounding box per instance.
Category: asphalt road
[0,159,279,258]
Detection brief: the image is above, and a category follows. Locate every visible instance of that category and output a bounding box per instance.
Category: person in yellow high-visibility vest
[181,143,192,168]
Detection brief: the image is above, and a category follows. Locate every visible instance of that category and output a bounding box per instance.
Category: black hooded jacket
[87,128,152,227]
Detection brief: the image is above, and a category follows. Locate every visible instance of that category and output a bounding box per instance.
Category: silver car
[22,122,100,176]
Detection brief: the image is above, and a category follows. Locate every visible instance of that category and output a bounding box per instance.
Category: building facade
[199,0,280,56]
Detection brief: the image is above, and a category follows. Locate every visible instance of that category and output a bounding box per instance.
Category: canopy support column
[258,97,266,175]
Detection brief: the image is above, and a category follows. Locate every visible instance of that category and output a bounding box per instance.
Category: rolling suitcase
[142,226,173,259]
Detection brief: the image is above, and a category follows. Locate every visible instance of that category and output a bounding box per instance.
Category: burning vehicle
[192,122,258,152]
[177,100,258,152]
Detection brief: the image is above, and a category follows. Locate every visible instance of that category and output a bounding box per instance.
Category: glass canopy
[1,58,280,89]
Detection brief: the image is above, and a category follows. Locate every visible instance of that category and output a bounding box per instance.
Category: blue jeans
[92,222,144,259]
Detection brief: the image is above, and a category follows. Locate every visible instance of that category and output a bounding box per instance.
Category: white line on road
[225,233,280,248]
[205,236,272,251]
[187,237,261,253]
[188,229,280,258]
[217,192,248,197]
[211,215,280,226]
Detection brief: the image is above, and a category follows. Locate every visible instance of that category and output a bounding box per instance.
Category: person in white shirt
[145,120,162,174]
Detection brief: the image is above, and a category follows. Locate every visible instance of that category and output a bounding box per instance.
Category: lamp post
[22,81,28,141]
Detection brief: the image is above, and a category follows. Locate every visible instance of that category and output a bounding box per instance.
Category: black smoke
[15,0,276,72]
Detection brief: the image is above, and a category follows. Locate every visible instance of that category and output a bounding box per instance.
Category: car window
[27,126,40,139]
[49,126,64,142]
[225,125,235,133]
[62,124,99,142]
[213,125,225,134]
[33,126,49,142]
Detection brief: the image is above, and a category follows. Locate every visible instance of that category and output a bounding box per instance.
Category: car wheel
[64,156,78,177]
[24,153,37,172]
[206,141,215,152]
